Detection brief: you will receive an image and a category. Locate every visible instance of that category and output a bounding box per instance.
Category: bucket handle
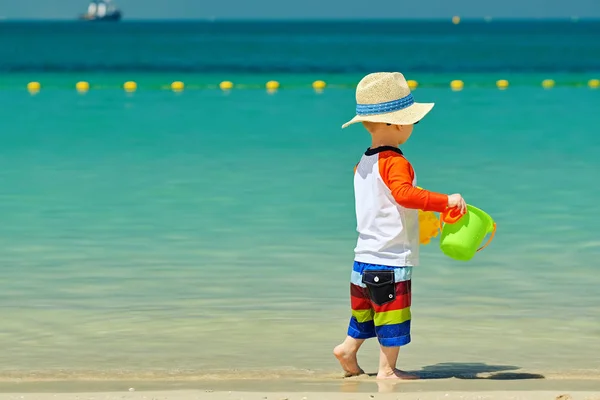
[477,222,496,252]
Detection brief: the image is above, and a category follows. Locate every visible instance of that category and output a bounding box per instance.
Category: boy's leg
[334,266,376,377]
[333,336,365,377]
[377,345,417,380]
[368,268,418,379]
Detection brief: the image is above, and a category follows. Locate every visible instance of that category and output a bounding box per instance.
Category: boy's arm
[380,155,448,212]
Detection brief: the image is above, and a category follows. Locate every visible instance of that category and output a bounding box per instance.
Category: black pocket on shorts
[361,270,396,306]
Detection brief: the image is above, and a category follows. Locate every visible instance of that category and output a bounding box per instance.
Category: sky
[1,0,600,20]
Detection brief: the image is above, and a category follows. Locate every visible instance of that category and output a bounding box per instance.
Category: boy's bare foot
[333,344,364,377]
[376,368,419,380]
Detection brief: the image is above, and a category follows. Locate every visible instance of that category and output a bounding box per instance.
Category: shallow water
[1,76,599,380]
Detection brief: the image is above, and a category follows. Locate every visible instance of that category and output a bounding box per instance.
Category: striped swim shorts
[348,261,412,347]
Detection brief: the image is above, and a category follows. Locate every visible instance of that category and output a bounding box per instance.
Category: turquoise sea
[0,21,599,388]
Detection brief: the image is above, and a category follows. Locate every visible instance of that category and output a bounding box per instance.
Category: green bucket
[439,205,496,261]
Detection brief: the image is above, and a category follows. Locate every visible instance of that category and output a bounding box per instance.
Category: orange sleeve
[379,151,448,212]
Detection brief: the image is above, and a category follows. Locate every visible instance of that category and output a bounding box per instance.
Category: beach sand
[0,390,598,400]
[0,374,598,400]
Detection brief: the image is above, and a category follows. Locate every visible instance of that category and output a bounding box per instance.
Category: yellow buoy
[496,79,509,90]
[124,81,137,93]
[542,79,555,89]
[450,80,464,91]
[76,81,90,93]
[452,16,461,24]
[588,79,600,89]
[219,81,234,91]
[171,81,185,92]
[312,80,326,91]
[407,80,418,90]
[27,81,41,94]
[266,80,280,91]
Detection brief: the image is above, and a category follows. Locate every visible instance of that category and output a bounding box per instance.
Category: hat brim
[341,102,434,129]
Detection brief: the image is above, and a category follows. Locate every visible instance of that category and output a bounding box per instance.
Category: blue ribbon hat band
[356,93,415,116]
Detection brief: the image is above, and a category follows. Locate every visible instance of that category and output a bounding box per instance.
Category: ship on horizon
[79,0,122,21]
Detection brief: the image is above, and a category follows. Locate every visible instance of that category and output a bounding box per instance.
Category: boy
[333,72,466,380]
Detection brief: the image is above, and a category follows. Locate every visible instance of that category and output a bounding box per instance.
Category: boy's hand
[448,193,467,214]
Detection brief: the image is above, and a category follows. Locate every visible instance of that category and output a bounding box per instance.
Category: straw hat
[342,72,434,129]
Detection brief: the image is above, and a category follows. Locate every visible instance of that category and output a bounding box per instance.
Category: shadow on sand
[339,362,545,393]
[410,362,545,380]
